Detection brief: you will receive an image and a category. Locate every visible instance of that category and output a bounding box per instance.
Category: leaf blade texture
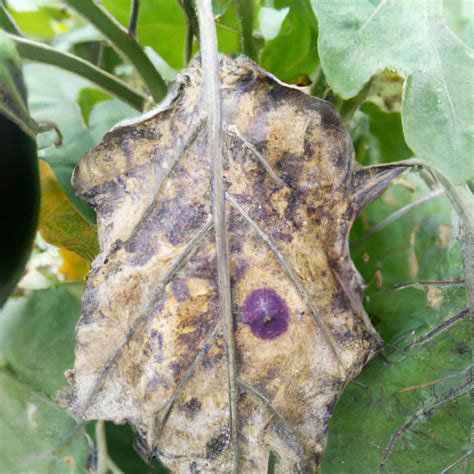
[313,0,474,184]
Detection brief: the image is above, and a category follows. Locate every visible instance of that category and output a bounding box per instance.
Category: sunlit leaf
[313,0,474,184]
[101,0,186,70]
[39,159,99,262]
[59,248,90,282]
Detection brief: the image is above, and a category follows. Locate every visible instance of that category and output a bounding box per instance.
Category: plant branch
[9,34,146,111]
[354,186,444,243]
[236,0,256,59]
[195,1,239,472]
[340,78,373,124]
[127,0,139,39]
[178,0,199,64]
[95,421,122,474]
[64,0,167,103]
[0,4,22,35]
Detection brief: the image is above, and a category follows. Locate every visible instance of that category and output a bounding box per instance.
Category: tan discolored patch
[426,286,443,308]
[68,55,404,473]
[437,224,452,249]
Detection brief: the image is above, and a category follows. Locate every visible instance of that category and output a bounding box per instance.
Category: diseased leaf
[0,285,90,472]
[313,0,474,184]
[67,56,405,472]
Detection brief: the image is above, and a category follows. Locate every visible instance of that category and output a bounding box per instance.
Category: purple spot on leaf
[242,288,290,340]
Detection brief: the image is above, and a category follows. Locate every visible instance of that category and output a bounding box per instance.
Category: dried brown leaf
[68,56,403,473]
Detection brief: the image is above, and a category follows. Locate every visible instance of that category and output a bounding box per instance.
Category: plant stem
[127,0,139,39]
[236,0,255,59]
[0,4,22,35]
[95,421,123,474]
[64,0,167,103]
[9,34,146,111]
[340,78,373,124]
[178,0,199,64]
[195,0,239,472]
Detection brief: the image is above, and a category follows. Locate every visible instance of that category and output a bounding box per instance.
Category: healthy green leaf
[24,64,139,221]
[351,172,462,293]
[443,0,474,48]
[349,102,413,165]
[6,2,66,38]
[101,0,187,70]
[0,284,90,473]
[322,286,470,473]
[260,0,318,83]
[77,87,110,125]
[313,0,474,184]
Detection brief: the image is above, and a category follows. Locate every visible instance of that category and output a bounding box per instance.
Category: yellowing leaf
[59,248,90,282]
[39,160,99,262]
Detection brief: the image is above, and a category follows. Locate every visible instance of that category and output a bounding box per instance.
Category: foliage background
[0,0,472,472]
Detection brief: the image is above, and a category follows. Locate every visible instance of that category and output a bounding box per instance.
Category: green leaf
[0,284,90,472]
[260,0,318,83]
[321,171,469,472]
[349,102,413,166]
[77,87,111,126]
[7,6,56,38]
[101,0,187,70]
[24,64,139,221]
[322,286,470,472]
[106,423,169,473]
[215,1,241,57]
[443,0,474,48]
[313,0,474,184]
[39,160,99,262]
[351,172,463,293]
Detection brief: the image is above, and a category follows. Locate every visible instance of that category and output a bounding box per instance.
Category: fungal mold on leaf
[68,54,405,473]
[242,288,290,340]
